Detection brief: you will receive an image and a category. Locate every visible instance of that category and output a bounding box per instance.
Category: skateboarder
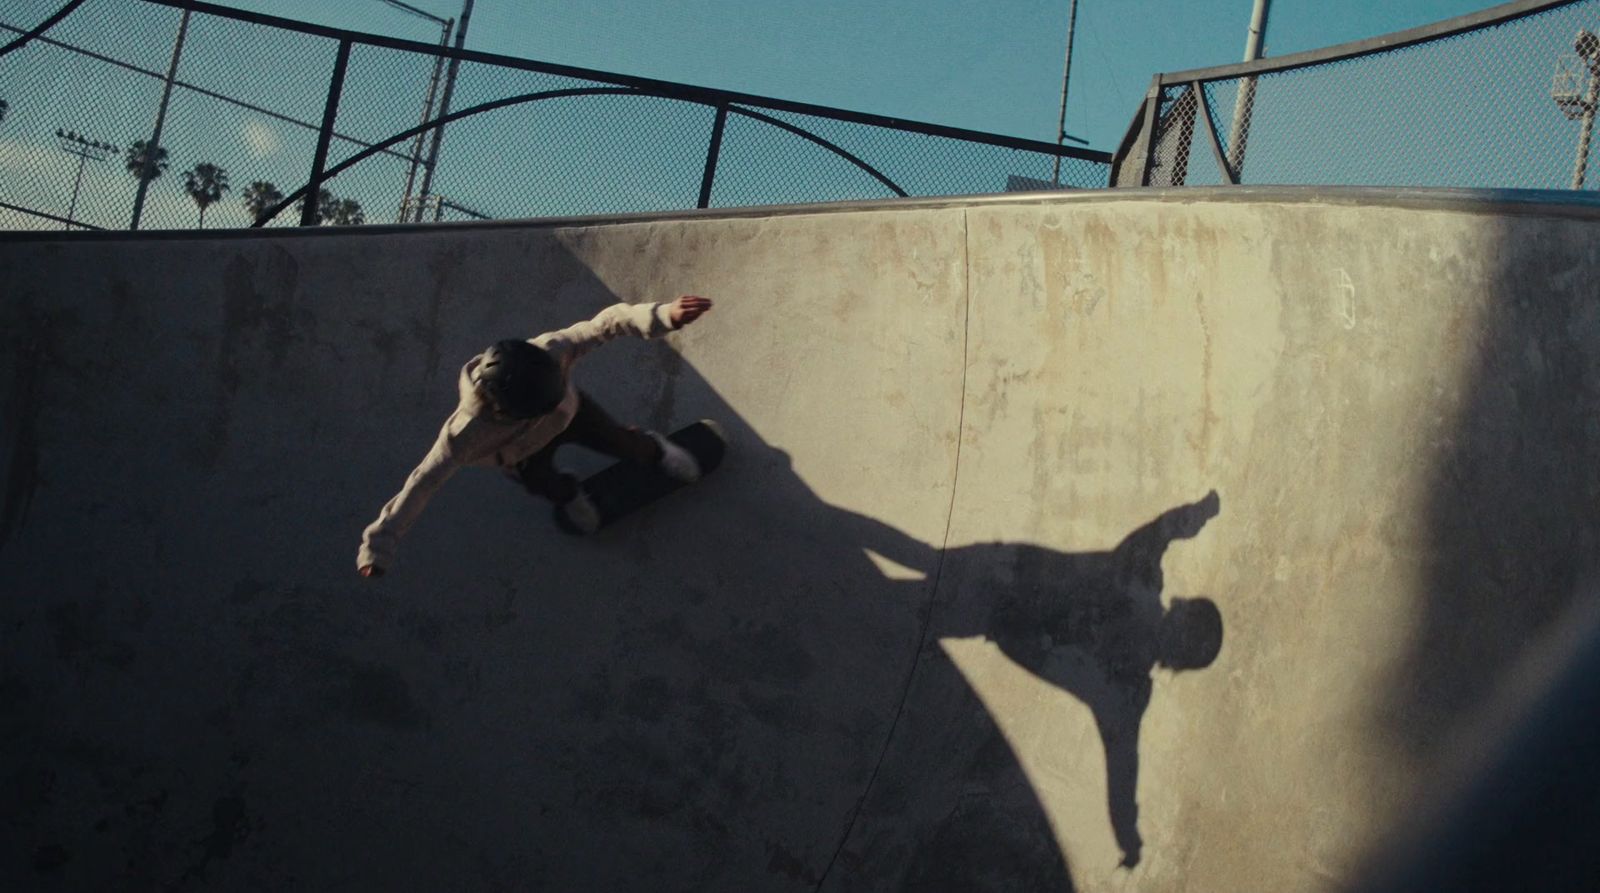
[357,295,714,577]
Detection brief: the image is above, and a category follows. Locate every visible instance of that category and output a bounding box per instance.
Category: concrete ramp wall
[2,189,1597,891]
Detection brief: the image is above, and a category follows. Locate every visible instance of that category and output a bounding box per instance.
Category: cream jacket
[358,302,678,571]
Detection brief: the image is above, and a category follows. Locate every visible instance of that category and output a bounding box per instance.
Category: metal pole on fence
[1051,0,1080,186]
[698,104,729,209]
[130,9,189,231]
[1224,0,1270,180]
[304,40,353,227]
[415,0,475,222]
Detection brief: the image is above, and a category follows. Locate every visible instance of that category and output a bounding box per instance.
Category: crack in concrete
[813,209,973,889]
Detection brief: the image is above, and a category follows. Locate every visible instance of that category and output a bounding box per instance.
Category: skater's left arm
[532,296,713,364]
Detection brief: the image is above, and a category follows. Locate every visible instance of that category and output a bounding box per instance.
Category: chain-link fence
[1114,0,1600,190]
[0,0,1110,232]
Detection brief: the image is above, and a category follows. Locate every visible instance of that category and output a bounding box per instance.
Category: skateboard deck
[554,419,727,535]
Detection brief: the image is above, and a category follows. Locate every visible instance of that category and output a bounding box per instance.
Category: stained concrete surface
[1,188,1598,891]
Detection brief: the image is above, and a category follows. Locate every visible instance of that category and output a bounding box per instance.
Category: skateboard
[554,419,727,535]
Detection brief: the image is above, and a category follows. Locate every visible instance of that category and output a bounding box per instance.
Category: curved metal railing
[0,0,1111,231]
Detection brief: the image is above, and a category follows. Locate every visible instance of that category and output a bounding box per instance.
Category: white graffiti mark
[1333,269,1357,330]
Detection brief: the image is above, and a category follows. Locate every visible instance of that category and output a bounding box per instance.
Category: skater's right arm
[357,427,460,576]
[532,299,690,365]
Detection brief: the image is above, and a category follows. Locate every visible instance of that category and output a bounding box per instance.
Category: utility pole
[404,18,452,221]
[57,129,117,230]
[414,0,474,222]
[1051,0,1081,186]
[130,9,190,230]
[1225,0,1270,180]
[373,0,454,222]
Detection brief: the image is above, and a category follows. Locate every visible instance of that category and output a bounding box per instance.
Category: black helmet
[474,339,564,418]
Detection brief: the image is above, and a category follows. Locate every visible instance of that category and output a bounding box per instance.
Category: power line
[375,0,449,27]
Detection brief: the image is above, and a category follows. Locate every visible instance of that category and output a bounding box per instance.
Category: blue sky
[3,0,1592,230]
[206,0,1497,153]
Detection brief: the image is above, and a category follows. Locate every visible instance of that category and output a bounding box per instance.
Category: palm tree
[295,188,334,226]
[241,181,283,225]
[181,162,229,228]
[326,197,364,226]
[124,139,168,185]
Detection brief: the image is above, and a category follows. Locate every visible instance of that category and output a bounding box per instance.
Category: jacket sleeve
[532,302,676,366]
[357,425,460,572]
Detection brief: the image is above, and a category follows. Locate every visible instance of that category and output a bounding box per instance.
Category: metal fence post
[1139,83,1162,186]
[129,9,189,231]
[304,39,352,227]
[698,103,729,209]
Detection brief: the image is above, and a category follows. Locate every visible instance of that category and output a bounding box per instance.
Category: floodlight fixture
[56,126,117,229]
[1552,29,1600,188]
[1577,28,1600,66]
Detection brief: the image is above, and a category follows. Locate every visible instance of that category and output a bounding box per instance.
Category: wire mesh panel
[428,90,716,220]
[328,40,480,225]
[1148,86,1200,188]
[327,49,719,222]
[1142,0,1600,190]
[131,12,340,230]
[709,110,901,208]
[2,0,178,72]
[0,1,187,230]
[710,106,1109,209]
[0,0,1109,231]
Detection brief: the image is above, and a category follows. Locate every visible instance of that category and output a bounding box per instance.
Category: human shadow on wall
[828,490,1224,880]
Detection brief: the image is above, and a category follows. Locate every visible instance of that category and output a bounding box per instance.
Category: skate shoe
[561,488,602,535]
[651,431,701,482]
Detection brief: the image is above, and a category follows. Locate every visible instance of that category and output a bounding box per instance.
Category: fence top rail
[132,0,1112,162]
[0,0,88,57]
[1156,0,1577,86]
[6,186,1598,245]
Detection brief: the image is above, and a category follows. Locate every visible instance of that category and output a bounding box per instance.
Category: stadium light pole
[372,0,454,221]
[57,129,117,230]
[1561,29,1600,189]
[414,0,474,222]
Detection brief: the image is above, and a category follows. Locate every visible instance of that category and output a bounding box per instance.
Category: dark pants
[514,391,660,504]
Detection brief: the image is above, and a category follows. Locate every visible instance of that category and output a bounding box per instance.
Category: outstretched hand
[669,295,713,328]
